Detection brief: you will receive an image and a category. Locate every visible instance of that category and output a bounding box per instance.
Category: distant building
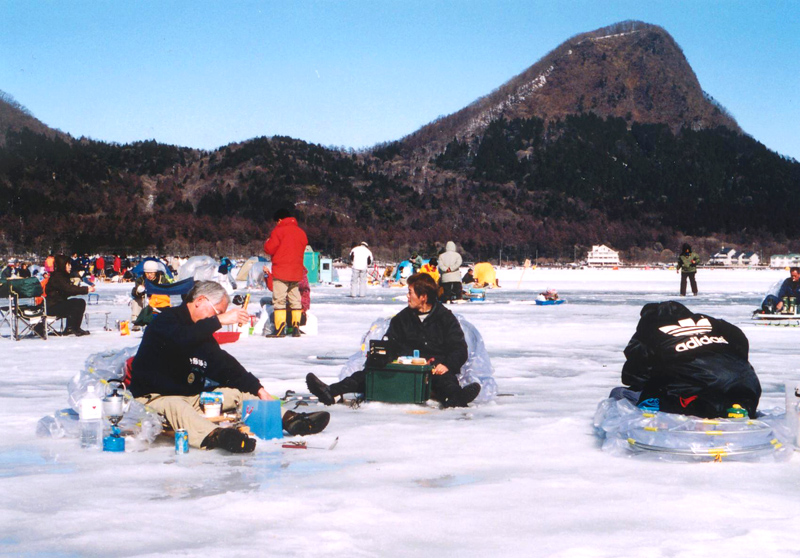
[708,248,760,267]
[708,247,736,266]
[769,254,800,268]
[586,245,621,267]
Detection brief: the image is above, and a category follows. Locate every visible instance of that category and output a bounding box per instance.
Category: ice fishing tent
[338,314,497,404]
[473,262,497,287]
[320,258,333,283]
[236,257,267,282]
[304,248,320,284]
[178,255,234,293]
[236,256,269,289]
[131,257,174,280]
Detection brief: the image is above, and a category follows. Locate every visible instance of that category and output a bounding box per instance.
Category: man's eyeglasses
[201,297,221,315]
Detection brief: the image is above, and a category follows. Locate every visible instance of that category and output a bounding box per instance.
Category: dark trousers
[48,298,86,329]
[330,369,463,402]
[680,272,698,296]
[440,282,462,302]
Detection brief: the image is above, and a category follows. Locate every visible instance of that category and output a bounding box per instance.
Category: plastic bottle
[79,385,104,450]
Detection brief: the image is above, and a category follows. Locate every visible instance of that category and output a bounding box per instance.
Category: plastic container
[365,363,432,403]
[213,331,240,344]
[242,400,283,440]
[79,385,103,450]
[203,403,221,418]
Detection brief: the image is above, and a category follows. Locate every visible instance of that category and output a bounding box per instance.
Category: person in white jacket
[438,241,463,302]
[349,242,373,297]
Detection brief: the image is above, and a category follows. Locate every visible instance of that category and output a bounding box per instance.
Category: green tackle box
[364,363,432,404]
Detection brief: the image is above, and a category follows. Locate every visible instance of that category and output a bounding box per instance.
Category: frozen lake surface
[2,267,799,557]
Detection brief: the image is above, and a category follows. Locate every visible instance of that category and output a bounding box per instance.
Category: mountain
[401,21,739,157]
[1,21,798,264]
[0,91,69,147]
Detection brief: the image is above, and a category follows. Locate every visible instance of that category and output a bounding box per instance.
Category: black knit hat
[273,208,292,221]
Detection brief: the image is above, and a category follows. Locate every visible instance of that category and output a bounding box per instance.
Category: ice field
[2,267,800,557]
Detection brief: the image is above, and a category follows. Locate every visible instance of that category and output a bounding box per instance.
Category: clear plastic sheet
[338,313,497,403]
[593,397,792,462]
[37,346,163,445]
[177,255,236,293]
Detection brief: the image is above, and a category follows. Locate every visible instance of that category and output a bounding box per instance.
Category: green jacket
[678,252,699,273]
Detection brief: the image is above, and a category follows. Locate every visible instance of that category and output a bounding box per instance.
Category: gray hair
[185,281,229,306]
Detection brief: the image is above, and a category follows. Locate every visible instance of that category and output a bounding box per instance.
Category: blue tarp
[144,278,194,296]
[392,259,429,282]
[131,258,175,280]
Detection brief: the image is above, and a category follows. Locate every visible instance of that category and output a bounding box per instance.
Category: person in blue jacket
[761,267,800,313]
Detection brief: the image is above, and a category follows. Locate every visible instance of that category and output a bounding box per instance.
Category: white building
[708,247,736,266]
[708,248,760,267]
[586,245,621,267]
[770,254,800,268]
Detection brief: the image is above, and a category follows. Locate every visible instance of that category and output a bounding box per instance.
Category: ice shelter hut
[473,262,498,287]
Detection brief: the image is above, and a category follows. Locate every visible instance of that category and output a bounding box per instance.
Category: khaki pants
[272,279,301,310]
[131,298,144,322]
[136,388,283,448]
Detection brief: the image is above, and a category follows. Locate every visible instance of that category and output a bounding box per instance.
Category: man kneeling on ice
[129,281,329,453]
[614,301,761,419]
[306,273,481,408]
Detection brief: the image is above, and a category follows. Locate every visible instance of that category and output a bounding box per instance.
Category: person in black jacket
[306,273,481,408]
[45,254,94,336]
[129,281,330,453]
[617,301,761,419]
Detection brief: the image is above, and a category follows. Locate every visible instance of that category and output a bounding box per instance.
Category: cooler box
[365,363,432,403]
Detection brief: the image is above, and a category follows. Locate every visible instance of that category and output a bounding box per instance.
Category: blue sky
[1,1,798,160]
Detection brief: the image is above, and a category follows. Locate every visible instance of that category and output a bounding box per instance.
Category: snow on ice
[1,267,799,557]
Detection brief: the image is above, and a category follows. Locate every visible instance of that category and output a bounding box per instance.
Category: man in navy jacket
[130,281,329,452]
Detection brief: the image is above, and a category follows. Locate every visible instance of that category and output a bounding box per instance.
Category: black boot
[283,410,330,436]
[443,383,481,408]
[266,322,286,338]
[306,373,335,405]
[201,427,256,453]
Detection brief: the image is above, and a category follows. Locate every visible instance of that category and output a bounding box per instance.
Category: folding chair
[0,280,13,339]
[9,278,63,340]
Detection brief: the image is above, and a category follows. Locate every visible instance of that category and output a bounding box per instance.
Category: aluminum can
[175,429,189,454]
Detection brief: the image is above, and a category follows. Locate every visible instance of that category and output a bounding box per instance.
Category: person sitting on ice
[537,288,559,302]
[129,281,330,453]
[462,267,475,286]
[306,272,481,408]
[614,301,761,419]
[130,259,171,330]
[760,267,800,314]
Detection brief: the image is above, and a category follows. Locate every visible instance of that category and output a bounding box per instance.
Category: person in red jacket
[263,208,308,337]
